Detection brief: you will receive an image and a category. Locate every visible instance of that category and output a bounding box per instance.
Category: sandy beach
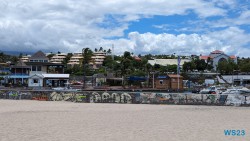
[0,100,249,141]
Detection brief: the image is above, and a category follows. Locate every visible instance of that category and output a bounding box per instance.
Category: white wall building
[200,50,237,70]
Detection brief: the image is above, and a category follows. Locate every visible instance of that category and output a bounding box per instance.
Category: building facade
[50,53,67,64]
[154,74,183,91]
[200,50,237,70]
[90,51,106,69]
[11,51,71,88]
[67,53,83,66]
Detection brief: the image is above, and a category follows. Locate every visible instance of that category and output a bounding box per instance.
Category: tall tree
[62,53,73,65]
[217,59,238,74]
[107,49,112,55]
[99,47,103,52]
[11,56,19,64]
[121,51,133,84]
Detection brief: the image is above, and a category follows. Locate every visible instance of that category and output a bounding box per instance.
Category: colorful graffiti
[0,90,250,106]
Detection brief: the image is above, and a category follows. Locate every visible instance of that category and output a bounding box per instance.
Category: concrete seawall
[0,89,250,106]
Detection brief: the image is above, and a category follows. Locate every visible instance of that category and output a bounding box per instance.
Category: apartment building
[67,53,83,66]
[50,53,67,64]
[90,51,106,69]
[20,55,31,62]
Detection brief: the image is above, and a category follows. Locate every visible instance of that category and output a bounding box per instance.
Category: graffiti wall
[0,90,250,106]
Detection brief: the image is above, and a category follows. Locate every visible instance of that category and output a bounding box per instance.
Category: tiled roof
[168,74,183,78]
[134,56,142,61]
[230,55,236,59]
[11,59,30,68]
[30,51,49,60]
[211,50,224,54]
[200,56,209,60]
[16,59,27,67]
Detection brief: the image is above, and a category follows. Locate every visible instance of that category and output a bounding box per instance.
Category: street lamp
[82,48,89,89]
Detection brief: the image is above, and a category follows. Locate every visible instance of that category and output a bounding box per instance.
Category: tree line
[1,49,250,77]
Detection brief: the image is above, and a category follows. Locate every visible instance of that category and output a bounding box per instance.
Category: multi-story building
[22,51,70,87]
[67,53,83,66]
[9,59,30,86]
[20,55,31,62]
[50,53,67,64]
[90,51,106,69]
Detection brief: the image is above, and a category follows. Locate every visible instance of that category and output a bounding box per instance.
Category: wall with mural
[0,90,250,106]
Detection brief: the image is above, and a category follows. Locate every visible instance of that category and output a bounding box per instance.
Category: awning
[42,74,70,78]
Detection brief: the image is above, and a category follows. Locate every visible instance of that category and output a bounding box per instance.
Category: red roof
[168,74,183,78]
[230,55,236,59]
[211,50,224,54]
[200,56,209,60]
[133,56,141,61]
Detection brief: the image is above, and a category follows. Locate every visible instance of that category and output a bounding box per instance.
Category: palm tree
[121,51,133,86]
[107,49,112,55]
[99,47,103,52]
[82,48,93,88]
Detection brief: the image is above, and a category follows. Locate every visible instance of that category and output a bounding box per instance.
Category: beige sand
[0,100,249,141]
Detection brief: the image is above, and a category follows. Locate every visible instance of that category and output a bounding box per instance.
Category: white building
[200,50,237,70]
[26,51,69,87]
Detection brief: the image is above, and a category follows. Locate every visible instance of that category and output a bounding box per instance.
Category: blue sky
[0,0,250,57]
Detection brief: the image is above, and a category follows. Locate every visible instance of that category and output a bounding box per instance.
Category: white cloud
[0,0,249,58]
[0,0,226,50]
[108,27,250,57]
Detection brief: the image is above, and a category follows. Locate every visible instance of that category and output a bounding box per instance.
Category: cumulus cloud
[112,27,250,57]
[0,0,249,57]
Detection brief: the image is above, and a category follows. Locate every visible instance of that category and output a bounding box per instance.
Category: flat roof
[42,74,70,78]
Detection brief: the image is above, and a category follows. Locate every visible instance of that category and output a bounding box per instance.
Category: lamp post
[82,48,89,89]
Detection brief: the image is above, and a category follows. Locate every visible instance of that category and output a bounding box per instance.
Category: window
[159,80,163,85]
[32,66,36,71]
[33,79,39,83]
[37,66,42,71]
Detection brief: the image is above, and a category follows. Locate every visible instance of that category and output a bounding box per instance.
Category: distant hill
[0,50,35,56]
